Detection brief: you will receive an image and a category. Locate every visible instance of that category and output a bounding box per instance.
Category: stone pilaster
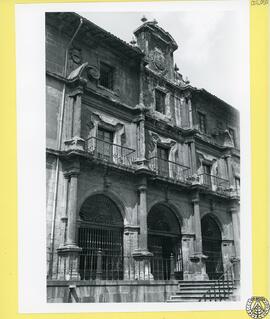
[225,154,234,187]
[188,140,197,175]
[64,88,85,151]
[134,105,149,171]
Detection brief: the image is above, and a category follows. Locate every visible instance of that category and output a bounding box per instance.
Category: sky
[80,10,244,109]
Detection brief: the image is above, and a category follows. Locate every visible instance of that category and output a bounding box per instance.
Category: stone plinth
[57,245,82,280]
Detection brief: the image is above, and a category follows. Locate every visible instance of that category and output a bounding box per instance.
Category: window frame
[155,89,167,114]
[198,111,207,134]
[99,61,115,91]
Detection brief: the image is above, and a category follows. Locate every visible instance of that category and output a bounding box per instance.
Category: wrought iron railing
[199,261,238,302]
[85,137,136,168]
[51,251,180,281]
[148,157,191,182]
[198,173,230,193]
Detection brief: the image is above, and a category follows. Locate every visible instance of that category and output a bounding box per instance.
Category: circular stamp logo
[246,296,270,319]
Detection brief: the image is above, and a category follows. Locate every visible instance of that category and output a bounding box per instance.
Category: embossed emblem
[149,48,166,72]
[246,297,270,319]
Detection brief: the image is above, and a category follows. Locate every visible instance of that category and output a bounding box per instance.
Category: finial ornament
[130,36,136,46]
[174,63,179,71]
[141,15,147,23]
[153,19,158,25]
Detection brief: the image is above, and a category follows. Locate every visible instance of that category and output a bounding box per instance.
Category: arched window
[78,194,123,280]
[148,203,182,280]
[202,215,223,280]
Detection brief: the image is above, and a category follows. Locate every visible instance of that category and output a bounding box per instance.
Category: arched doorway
[78,194,123,280]
[148,203,183,280]
[201,215,223,280]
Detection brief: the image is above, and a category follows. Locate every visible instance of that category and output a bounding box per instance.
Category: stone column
[229,203,240,283]
[181,234,195,280]
[57,161,82,280]
[138,183,148,251]
[189,192,208,280]
[230,206,240,258]
[123,225,140,280]
[132,177,153,280]
[192,194,202,254]
[66,171,79,246]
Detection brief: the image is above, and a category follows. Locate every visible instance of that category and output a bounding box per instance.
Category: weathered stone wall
[192,93,240,149]
[47,280,179,303]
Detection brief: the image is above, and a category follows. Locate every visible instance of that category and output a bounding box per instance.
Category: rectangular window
[202,163,211,186]
[228,127,236,147]
[155,90,166,114]
[157,145,169,176]
[198,112,207,133]
[97,128,113,161]
[99,62,114,90]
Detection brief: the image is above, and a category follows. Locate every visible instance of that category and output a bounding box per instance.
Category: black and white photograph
[45,9,242,303]
[16,0,251,312]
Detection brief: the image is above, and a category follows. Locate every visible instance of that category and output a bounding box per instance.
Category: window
[155,90,166,114]
[198,112,207,133]
[99,62,114,90]
[228,128,236,147]
[97,127,113,161]
[157,145,169,176]
[202,163,211,187]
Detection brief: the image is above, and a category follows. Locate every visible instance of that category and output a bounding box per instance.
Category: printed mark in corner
[246,296,270,319]
[251,0,268,5]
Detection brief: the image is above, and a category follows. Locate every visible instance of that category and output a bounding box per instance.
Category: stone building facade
[46,12,240,303]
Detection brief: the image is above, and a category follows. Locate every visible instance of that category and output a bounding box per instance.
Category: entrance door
[148,203,183,280]
[202,215,223,280]
[78,194,123,280]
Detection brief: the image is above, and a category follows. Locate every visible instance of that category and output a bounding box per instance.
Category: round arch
[148,200,183,229]
[201,214,224,280]
[147,202,183,280]
[78,189,127,225]
[77,193,124,280]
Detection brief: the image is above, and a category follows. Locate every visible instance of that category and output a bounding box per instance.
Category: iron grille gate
[78,227,123,280]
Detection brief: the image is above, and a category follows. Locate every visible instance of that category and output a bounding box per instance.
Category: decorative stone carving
[87,65,100,80]
[148,48,167,75]
[69,47,82,64]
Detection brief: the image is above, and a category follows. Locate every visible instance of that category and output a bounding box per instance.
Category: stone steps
[168,280,236,302]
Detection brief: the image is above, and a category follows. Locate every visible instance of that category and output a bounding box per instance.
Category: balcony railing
[148,157,191,183]
[198,173,230,193]
[85,137,136,168]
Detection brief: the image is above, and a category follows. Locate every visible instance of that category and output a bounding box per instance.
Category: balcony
[148,157,191,183]
[85,137,136,168]
[198,173,230,194]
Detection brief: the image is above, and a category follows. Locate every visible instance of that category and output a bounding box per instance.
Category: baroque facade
[46,12,240,303]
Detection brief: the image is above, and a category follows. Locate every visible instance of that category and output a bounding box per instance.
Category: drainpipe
[48,17,84,278]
